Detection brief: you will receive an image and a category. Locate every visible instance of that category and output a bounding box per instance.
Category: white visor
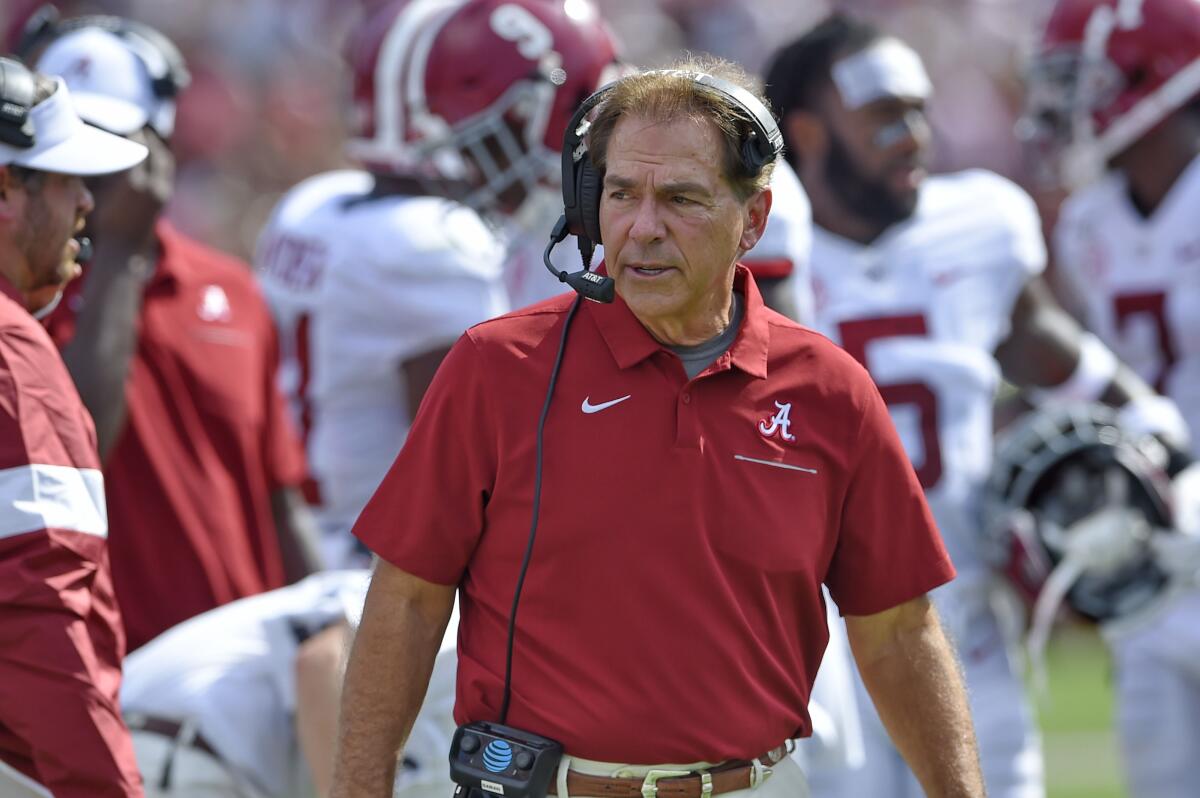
[831,38,933,110]
[0,80,147,176]
[37,27,177,138]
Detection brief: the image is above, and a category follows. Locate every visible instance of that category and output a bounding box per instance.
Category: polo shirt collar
[589,263,770,379]
[148,218,193,287]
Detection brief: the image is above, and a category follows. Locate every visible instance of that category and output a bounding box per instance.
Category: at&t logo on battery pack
[483,740,513,773]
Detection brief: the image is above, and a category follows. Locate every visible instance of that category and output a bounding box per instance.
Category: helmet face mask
[986,404,1177,624]
[344,0,618,217]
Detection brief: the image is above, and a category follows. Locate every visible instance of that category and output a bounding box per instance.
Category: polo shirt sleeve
[824,379,955,616]
[0,330,143,798]
[260,316,306,489]
[352,331,497,585]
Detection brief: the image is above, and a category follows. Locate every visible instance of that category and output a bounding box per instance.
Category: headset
[0,58,37,149]
[16,8,191,125]
[543,70,784,304]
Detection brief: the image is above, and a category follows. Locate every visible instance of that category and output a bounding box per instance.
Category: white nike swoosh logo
[581,394,632,414]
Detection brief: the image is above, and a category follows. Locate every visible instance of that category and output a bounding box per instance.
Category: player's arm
[994,276,1191,458]
[296,620,352,797]
[844,596,984,798]
[331,560,455,798]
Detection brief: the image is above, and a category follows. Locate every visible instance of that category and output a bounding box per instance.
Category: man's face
[599,113,767,341]
[12,171,93,310]
[817,88,931,228]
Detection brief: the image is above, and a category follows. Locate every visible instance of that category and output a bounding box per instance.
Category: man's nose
[874,109,929,153]
[78,181,95,216]
[628,194,665,243]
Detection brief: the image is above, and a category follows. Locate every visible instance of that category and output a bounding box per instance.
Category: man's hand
[85,128,171,255]
[845,596,986,797]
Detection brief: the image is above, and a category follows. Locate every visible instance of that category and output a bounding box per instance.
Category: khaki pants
[553,751,810,798]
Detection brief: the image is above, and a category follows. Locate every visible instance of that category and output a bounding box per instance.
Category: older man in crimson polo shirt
[0,59,146,797]
[32,19,320,650]
[333,59,983,798]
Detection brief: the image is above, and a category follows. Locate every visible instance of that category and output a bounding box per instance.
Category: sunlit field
[1040,625,1125,798]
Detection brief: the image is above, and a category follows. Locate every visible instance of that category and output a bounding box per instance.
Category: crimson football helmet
[1023,0,1200,185]
[344,0,620,214]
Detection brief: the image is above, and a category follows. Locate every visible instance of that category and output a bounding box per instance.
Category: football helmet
[344,0,620,214]
[1022,0,1200,185]
[985,403,1188,648]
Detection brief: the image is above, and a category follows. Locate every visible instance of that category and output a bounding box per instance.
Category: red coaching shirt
[45,220,306,649]
[0,278,143,797]
[354,266,954,764]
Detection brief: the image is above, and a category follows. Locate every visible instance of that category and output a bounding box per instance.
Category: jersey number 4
[839,315,943,490]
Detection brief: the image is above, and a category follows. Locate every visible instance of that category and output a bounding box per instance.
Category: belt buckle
[640,769,691,798]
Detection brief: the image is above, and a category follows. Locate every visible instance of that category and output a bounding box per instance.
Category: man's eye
[671,196,694,205]
[609,190,629,200]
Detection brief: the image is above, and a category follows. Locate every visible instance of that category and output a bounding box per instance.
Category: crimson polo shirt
[354,265,954,764]
[44,220,306,650]
[0,277,143,797]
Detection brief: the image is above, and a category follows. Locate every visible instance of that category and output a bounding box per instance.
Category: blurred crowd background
[2,0,1055,262]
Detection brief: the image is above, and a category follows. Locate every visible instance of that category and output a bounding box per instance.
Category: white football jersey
[804,170,1046,581]
[745,159,816,324]
[122,571,460,798]
[256,171,509,563]
[1054,156,1200,457]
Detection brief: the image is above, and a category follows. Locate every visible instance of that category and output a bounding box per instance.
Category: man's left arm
[845,597,984,798]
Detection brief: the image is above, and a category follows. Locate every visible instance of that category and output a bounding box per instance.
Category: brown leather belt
[124,714,223,762]
[547,746,788,798]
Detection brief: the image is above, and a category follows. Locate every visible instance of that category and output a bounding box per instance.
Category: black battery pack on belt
[449,721,563,798]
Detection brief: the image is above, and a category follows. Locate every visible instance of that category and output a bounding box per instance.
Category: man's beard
[824,134,918,232]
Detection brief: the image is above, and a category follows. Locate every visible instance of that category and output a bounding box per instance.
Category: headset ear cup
[577,160,603,246]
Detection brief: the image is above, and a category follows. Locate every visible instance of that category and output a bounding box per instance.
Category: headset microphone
[543,215,615,304]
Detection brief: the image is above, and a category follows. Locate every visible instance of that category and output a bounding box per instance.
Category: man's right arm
[330,560,455,798]
[60,244,151,459]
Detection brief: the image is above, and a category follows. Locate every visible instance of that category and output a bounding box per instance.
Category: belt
[125,714,223,762]
[548,745,789,798]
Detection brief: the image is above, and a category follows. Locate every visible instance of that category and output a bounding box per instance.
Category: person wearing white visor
[0,57,146,317]
[0,57,146,798]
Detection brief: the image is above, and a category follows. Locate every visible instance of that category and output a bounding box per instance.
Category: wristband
[1027,332,1118,405]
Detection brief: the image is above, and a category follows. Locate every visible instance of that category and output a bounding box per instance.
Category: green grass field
[1040,625,1125,798]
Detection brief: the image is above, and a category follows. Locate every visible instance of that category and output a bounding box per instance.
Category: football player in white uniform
[1025,1,1200,795]
[120,570,459,798]
[765,13,1187,798]
[255,1,510,569]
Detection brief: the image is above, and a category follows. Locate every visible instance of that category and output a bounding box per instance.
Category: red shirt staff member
[334,59,982,798]
[31,19,320,649]
[0,59,146,798]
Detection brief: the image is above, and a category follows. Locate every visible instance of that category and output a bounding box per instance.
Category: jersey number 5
[839,315,943,489]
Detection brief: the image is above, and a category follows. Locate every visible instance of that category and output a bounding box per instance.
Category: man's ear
[739,185,772,252]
